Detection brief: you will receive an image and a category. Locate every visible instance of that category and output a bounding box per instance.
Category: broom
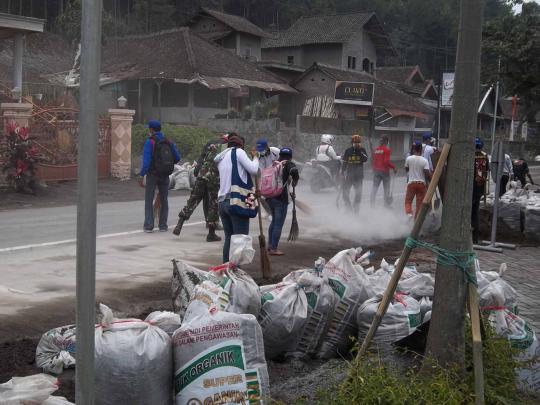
[288,185,299,241]
[254,178,272,279]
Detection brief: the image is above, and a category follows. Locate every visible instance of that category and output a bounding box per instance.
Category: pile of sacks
[485,184,540,238]
[0,374,73,404]
[28,241,538,403]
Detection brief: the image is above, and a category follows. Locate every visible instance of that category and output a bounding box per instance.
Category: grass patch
[131,124,218,164]
[303,322,534,405]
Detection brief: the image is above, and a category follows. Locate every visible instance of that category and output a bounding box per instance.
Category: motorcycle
[306,159,339,193]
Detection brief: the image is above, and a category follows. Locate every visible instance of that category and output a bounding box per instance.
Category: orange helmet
[351,134,362,144]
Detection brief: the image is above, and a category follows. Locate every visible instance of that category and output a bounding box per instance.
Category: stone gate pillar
[108,107,135,180]
[1,102,33,128]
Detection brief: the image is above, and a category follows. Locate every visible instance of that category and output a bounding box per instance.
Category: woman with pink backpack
[260,147,299,256]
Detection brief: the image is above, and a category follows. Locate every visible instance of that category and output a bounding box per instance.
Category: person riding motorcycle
[315,134,341,179]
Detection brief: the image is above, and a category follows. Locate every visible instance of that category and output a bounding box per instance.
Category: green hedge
[131,124,218,164]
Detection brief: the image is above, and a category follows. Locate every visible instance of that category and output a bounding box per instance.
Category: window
[370,62,374,74]
[362,58,370,72]
[287,55,294,65]
[347,56,356,70]
[242,48,251,60]
[152,81,189,107]
[193,84,228,109]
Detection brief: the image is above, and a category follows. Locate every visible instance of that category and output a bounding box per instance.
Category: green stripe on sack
[175,345,244,394]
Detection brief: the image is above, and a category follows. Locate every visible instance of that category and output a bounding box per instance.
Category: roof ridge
[298,11,373,19]
[182,28,197,71]
[107,27,187,41]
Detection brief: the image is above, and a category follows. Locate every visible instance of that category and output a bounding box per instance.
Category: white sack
[95,304,173,405]
[35,325,76,374]
[173,307,269,404]
[0,374,58,404]
[357,294,422,348]
[489,309,540,393]
[171,259,218,319]
[318,248,375,358]
[43,396,75,405]
[145,311,182,336]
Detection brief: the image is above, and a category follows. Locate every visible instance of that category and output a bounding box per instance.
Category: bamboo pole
[357,142,451,358]
[468,284,485,405]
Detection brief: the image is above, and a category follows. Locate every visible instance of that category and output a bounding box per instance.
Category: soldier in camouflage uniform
[173,136,227,242]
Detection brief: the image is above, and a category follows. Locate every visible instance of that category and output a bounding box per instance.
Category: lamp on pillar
[117,96,127,108]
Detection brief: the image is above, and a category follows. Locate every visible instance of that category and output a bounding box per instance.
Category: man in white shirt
[256,138,280,170]
[405,141,432,218]
[499,153,513,197]
[213,133,259,263]
[422,133,435,172]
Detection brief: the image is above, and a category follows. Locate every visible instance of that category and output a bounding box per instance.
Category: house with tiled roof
[186,8,272,61]
[375,65,438,103]
[261,12,396,74]
[286,63,435,158]
[51,27,295,124]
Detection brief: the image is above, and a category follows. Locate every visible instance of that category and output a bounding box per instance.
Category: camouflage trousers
[178,177,219,225]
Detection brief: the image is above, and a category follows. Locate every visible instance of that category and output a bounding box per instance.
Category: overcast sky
[513,0,540,13]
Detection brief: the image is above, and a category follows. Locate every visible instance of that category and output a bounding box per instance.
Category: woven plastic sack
[207,235,261,317]
[418,297,433,322]
[282,260,337,359]
[498,200,523,232]
[35,325,76,374]
[95,304,173,405]
[171,259,218,319]
[259,281,308,359]
[0,374,58,404]
[145,311,182,336]
[489,309,540,393]
[476,261,518,314]
[173,306,269,405]
[357,294,422,349]
[524,206,540,240]
[318,248,375,358]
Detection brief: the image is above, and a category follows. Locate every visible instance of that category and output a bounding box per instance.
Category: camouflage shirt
[195,140,227,184]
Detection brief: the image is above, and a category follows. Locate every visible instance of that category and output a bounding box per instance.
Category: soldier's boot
[172,217,185,236]
[206,224,221,242]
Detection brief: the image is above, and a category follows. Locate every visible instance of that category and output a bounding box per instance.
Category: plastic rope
[405,237,478,286]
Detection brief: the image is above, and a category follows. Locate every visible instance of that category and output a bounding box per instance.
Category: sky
[513,0,540,13]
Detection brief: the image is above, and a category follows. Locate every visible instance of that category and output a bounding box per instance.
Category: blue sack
[229,148,258,218]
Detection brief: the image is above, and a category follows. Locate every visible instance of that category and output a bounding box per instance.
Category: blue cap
[146,120,161,130]
[414,140,423,147]
[280,147,293,156]
[475,137,484,148]
[422,132,432,140]
[256,139,268,152]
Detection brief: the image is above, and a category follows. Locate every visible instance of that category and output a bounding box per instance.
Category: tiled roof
[375,66,421,85]
[262,12,372,48]
[97,28,294,91]
[198,8,272,38]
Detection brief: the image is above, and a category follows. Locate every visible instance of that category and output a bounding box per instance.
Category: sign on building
[334,81,374,106]
[441,72,455,107]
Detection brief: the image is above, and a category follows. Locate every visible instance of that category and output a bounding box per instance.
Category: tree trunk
[424,0,484,370]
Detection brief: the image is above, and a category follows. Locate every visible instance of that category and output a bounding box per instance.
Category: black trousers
[471,183,485,243]
[499,174,509,197]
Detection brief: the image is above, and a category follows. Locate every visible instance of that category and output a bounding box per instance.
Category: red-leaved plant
[2,121,39,193]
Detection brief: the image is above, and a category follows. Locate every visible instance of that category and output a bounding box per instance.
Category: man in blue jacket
[138,120,180,232]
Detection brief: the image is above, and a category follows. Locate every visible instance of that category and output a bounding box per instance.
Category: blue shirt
[139,132,181,176]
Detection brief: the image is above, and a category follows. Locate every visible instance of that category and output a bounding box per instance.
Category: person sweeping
[265,148,299,256]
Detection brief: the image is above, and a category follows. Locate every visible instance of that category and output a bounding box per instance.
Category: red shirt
[372,145,395,173]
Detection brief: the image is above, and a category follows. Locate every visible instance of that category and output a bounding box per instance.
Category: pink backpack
[260,160,286,198]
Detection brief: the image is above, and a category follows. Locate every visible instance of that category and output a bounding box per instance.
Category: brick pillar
[108,108,135,180]
[1,102,33,128]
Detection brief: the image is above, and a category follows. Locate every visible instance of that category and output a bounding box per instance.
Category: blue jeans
[267,198,288,250]
[144,174,170,231]
[218,199,250,263]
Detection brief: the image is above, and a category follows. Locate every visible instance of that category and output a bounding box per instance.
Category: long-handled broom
[288,185,299,241]
[254,178,272,279]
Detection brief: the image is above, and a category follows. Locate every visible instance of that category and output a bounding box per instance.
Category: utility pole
[490,57,501,154]
[76,0,102,403]
[424,0,484,369]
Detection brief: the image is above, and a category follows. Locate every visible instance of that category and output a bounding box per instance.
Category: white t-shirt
[215,148,259,199]
[422,144,434,171]
[316,144,339,161]
[258,146,280,170]
[405,155,430,184]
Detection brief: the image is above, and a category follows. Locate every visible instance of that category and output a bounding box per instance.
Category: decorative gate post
[108,104,135,180]
[1,102,33,127]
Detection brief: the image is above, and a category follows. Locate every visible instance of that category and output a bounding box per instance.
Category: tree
[483,2,540,123]
[424,0,484,370]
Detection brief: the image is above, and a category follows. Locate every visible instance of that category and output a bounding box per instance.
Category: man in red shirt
[370,135,397,207]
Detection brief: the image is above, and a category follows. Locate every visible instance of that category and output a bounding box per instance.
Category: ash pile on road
[4,236,539,404]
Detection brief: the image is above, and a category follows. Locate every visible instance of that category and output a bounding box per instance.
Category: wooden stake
[357,142,451,359]
[468,284,485,405]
